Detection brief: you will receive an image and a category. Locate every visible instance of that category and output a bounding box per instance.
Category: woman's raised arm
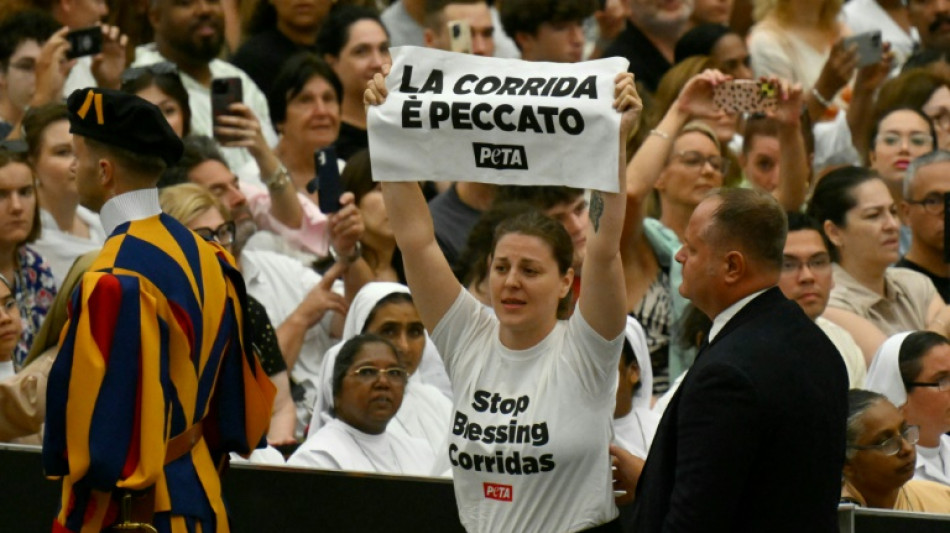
[366,67,462,332]
[578,73,642,340]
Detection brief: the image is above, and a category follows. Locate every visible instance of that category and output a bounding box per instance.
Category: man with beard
[909,0,950,56]
[604,0,694,94]
[134,0,277,172]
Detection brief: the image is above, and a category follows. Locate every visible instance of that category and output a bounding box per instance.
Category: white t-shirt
[612,408,660,460]
[432,290,622,533]
[288,417,435,476]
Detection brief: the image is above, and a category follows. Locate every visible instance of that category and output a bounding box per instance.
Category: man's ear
[722,250,745,285]
[99,157,115,189]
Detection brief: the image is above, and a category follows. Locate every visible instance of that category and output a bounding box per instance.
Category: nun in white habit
[287,333,435,475]
[305,283,453,459]
[612,317,661,459]
[866,331,950,486]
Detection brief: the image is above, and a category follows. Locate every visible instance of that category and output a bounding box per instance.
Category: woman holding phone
[366,64,641,531]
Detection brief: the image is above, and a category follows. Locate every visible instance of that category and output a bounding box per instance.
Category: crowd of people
[2,0,950,531]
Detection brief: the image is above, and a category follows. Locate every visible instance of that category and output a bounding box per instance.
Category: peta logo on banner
[483,482,513,502]
[473,143,528,170]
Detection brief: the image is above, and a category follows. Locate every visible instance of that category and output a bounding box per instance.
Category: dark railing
[5,444,949,532]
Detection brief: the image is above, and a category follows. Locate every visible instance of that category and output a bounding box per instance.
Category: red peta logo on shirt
[483,482,513,502]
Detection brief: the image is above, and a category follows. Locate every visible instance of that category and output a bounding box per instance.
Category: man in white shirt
[134,0,277,172]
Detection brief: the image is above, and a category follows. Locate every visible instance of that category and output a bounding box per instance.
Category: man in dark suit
[629,188,848,532]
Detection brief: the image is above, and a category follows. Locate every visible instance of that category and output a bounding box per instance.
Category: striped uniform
[43,213,275,533]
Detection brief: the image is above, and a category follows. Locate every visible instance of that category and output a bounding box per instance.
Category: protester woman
[367,64,640,530]
[865,331,950,486]
[842,388,950,509]
[288,333,436,475]
[808,166,950,360]
[23,103,106,285]
[0,144,55,369]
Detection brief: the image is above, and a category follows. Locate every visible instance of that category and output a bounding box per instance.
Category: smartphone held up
[211,77,243,143]
[713,80,778,114]
[309,147,344,214]
[65,26,102,60]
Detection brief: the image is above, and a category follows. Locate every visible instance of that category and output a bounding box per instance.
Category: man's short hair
[494,185,583,211]
[158,135,227,188]
[904,149,950,199]
[786,211,824,236]
[86,138,167,181]
[0,10,58,70]
[424,0,485,30]
[705,188,787,271]
[499,0,597,42]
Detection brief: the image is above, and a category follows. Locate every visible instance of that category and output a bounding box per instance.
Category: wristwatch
[330,241,362,264]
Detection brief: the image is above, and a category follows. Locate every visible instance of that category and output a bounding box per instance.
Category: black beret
[66,87,184,166]
[674,23,732,65]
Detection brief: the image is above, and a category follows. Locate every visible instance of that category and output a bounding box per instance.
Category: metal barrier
[0,443,464,532]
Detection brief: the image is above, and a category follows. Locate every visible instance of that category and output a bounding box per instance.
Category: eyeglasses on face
[875,132,934,149]
[194,221,236,246]
[672,150,729,175]
[120,62,179,85]
[908,376,950,392]
[849,425,920,456]
[781,255,832,274]
[906,193,947,216]
[350,365,408,384]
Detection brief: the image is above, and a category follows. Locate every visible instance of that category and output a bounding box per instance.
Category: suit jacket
[43,214,275,533]
[629,287,848,532]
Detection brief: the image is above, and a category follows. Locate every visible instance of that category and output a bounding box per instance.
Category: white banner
[367,47,629,193]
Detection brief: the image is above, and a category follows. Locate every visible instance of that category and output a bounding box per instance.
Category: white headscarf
[307,282,449,438]
[865,331,913,408]
[625,316,653,410]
